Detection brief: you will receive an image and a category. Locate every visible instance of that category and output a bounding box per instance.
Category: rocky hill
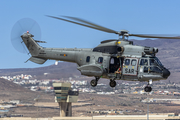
[0,62,81,80]
[0,78,55,102]
[0,78,37,102]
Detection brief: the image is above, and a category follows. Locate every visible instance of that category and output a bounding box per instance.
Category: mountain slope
[0,62,81,79]
[0,78,38,101]
[0,78,55,102]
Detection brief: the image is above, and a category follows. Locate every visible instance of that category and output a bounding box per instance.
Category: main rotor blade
[63,16,119,34]
[129,34,180,39]
[46,15,119,34]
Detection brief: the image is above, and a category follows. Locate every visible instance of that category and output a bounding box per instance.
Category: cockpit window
[154,57,163,67]
[149,66,162,73]
[150,59,155,65]
[144,67,148,73]
[140,59,148,66]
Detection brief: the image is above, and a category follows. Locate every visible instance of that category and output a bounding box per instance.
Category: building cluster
[1,74,180,96]
[0,74,32,81]
[86,108,145,115]
[0,75,90,92]
[141,98,180,103]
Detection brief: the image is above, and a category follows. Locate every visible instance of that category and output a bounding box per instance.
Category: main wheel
[149,86,152,92]
[144,86,152,92]
[109,80,116,87]
[90,79,97,87]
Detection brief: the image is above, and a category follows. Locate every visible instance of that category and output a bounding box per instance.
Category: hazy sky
[1,0,180,68]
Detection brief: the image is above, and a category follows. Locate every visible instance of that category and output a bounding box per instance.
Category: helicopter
[11,16,180,92]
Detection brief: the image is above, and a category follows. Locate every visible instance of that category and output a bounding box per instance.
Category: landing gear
[109,79,116,87]
[144,80,152,92]
[90,77,100,87]
[144,86,152,92]
[90,79,97,87]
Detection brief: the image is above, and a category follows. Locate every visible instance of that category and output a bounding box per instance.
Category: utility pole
[147,93,149,120]
[90,97,94,120]
[34,95,40,120]
[114,87,116,107]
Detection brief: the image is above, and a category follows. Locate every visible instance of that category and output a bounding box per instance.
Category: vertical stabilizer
[21,32,42,56]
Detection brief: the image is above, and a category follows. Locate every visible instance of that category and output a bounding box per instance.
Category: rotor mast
[119,30,129,41]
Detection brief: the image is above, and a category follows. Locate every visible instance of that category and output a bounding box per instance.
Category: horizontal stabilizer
[34,40,46,43]
[28,57,47,64]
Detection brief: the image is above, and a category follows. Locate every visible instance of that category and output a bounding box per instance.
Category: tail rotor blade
[11,18,41,54]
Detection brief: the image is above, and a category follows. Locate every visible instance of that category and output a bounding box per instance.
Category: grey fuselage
[21,33,170,82]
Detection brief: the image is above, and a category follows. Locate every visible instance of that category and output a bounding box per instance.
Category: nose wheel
[144,86,152,92]
[109,79,116,87]
[144,80,152,92]
[90,77,100,87]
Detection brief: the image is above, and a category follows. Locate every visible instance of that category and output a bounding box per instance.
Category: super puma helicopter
[12,16,179,92]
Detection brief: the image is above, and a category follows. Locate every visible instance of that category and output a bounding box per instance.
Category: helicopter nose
[163,68,170,78]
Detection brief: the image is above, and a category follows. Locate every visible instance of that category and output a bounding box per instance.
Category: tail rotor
[11,18,41,54]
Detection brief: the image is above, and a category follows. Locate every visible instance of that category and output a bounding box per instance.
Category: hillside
[0,78,37,102]
[0,62,81,79]
[0,78,54,102]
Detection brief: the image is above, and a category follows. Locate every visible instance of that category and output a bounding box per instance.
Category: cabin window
[86,56,90,62]
[140,59,148,66]
[125,59,130,65]
[131,59,137,66]
[98,57,103,63]
[110,58,114,64]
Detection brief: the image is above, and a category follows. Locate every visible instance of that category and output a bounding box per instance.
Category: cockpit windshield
[149,57,163,67]
[150,66,162,73]
[140,57,164,74]
[154,57,163,67]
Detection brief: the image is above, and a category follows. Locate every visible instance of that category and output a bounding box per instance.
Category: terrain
[0,62,80,80]
[0,78,59,117]
[0,78,54,102]
[1,77,180,117]
[0,38,180,117]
